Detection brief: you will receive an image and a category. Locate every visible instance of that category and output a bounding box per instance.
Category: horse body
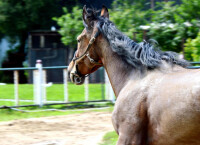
[102,43,200,144]
[147,69,200,145]
[69,6,200,145]
[111,66,200,144]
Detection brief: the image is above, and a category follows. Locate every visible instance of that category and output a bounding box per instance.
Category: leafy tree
[0,0,80,82]
[0,0,81,64]
[184,32,200,62]
[176,0,200,22]
[53,6,83,49]
[110,0,149,40]
[146,1,200,53]
[55,0,200,59]
[54,0,149,47]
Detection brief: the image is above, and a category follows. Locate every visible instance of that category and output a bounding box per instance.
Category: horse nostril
[75,77,81,83]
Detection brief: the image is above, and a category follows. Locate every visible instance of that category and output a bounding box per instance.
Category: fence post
[43,70,47,104]
[34,60,44,107]
[63,68,68,102]
[84,77,89,101]
[14,70,19,106]
[100,67,105,100]
[105,70,115,103]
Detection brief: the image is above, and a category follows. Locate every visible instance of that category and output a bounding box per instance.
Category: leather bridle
[71,31,102,79]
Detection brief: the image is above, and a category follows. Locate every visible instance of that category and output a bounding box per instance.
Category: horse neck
[99,43,142,97]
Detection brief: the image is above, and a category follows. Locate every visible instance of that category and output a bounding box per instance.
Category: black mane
[84,8,189,69]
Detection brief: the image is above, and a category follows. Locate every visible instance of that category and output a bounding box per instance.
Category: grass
[0,83,105,106]
[0,82,112,122]
[0,104,114,122]
[100,131,118,145]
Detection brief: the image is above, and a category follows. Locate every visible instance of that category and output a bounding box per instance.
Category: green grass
[0,82,113,126]
[0,83,105,106]
[99,131,118,145]
[0,105,114,122]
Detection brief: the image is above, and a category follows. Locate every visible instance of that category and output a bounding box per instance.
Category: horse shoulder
[112,81,149,144]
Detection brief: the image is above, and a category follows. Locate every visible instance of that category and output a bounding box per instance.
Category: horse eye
[77,39,80,43]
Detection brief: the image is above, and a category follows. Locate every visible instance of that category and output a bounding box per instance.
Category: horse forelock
[84,9,189,69]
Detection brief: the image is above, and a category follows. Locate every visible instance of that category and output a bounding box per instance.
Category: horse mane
[84,9,189,69]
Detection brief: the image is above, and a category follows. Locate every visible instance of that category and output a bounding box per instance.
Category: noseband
[71,31,102,79]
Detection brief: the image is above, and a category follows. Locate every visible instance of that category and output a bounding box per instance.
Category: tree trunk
[151,0,154,10]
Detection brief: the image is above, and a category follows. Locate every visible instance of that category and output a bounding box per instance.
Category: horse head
[68,6,109,85]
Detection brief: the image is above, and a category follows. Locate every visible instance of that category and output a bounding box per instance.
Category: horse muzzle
[69,63,85,85]
[70,73,85,85]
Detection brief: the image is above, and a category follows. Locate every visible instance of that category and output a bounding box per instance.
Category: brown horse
[68,6,200,145]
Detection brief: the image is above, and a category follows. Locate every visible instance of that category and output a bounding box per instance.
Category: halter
[72,31,102,65]
[71,31,102,80]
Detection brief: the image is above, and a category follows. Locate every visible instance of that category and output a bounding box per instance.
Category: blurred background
[0,0,200,107]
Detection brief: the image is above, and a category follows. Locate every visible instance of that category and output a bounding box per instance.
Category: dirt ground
[0,111,114,145]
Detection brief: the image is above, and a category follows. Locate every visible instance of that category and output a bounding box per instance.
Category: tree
[54,0,150,47]
[55,0,200,59]
[0,0,81,82]
[53,6,83,49]
[0,0,82,63]
[110,0,149,40]
[146,1,200,53]
[184,32,200,62]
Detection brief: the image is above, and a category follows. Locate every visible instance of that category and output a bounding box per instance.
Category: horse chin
[70,74,85,85]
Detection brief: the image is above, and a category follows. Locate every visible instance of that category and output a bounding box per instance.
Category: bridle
[71,30,103,79]
[72,31,102,65]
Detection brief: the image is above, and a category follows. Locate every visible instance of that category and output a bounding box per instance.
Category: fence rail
[188,62,200,69]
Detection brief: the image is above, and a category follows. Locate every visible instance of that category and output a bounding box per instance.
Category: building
[28,30,73,83]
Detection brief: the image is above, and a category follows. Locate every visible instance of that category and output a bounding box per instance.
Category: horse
[68,6,200,145]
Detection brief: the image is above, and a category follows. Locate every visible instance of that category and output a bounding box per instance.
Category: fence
[0,60,115,108]
[187,62,200,69]
[0,61,200,108]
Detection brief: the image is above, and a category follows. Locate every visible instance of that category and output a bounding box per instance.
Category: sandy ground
[0,111,114,145]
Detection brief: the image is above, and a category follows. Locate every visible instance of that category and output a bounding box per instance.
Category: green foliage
[110,0,148,40]
[0,0,63,37]
[151,2,178,23]
[55,0,149,46]
[184,32,200,61]
[176,0,200,22]
[54,0,200,56]
[53,7,83,48]
[147,22,185,52]
[146,1,200,52]
[147,2,183,52]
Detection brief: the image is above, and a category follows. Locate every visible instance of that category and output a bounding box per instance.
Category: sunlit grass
[99,131,118,145]
[0,83,105,106]
[0,106,114,122]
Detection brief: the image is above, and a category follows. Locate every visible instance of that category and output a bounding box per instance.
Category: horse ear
[82,5,90,27]
[100,5,109,19]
